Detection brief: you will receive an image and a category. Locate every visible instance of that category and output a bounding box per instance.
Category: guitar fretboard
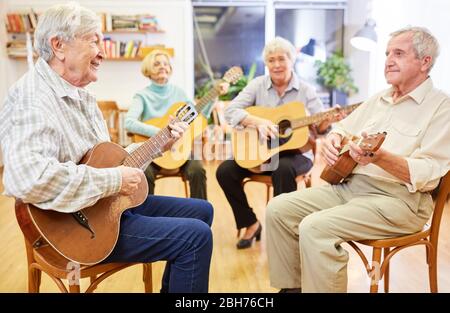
[195,83,221,114]
[195,68,242,114]
[123,124,174,169]
[291,103,360,129]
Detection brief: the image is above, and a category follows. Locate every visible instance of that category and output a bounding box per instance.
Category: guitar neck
[291,103,360,129]
[123,126,173,169]
[195,82,220,114]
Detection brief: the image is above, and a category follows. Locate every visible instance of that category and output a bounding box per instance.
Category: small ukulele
[320,132,387,184]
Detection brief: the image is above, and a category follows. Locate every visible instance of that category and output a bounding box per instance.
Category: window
[192,1,347,102]
[275,6,345,105]
[193,3,266,93]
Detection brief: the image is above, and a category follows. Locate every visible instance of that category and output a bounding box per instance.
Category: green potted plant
[315,50,358,106]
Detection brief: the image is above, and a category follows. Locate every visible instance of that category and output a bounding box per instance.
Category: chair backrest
[429,171,450,247]
[97,101,120,143]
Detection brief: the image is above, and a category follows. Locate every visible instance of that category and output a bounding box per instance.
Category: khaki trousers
[266,174,433,292]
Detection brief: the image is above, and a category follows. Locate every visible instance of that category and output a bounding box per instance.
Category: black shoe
[236,223,262,249]
[279,288,302,293]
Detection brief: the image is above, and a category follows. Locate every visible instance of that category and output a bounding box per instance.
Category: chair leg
[369,247,382,293]
[28,266,41,293]
[25,240,41,293]
[427,245,438,292]
[89,275,97,292]
[69,284,81,293]
[143,263,153,293]
[383,248,390,293]
[183,181,189,198]
[266,185,271,204]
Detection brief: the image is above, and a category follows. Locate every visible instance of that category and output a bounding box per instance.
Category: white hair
[262,36,297,64]
[390,26,440,72]
[34,2,101,61]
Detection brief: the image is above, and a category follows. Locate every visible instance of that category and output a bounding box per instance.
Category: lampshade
[301,38,316,57]
[350,19,377,51]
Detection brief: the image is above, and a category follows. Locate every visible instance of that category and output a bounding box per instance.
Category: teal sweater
[125,82,214,137]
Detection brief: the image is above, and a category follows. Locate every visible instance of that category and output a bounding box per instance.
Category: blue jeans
[103,195,214,293]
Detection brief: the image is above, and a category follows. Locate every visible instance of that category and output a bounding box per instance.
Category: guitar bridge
[72,211,95,239]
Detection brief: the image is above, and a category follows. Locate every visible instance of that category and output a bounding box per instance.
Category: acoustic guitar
[133,66,243,170]
[15,103,198,265]
[231,102,361,169]
[320,132,387,184]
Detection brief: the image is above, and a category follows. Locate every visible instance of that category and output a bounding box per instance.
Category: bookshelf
[102,29,174,61]
[4,11,174,61]
[104,30,164,34]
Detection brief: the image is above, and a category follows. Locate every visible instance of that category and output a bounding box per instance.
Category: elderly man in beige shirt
[266,26,450,293]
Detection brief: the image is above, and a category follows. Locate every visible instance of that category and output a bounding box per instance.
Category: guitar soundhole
[266,120,293,149]
[278,120,292,137]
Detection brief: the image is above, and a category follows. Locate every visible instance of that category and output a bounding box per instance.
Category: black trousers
[145,160,207,200]
[216,153,313,230]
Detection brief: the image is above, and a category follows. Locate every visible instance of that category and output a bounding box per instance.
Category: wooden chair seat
[347,171,450,293]
[26,240,153,293]
[356,225,430,248]
[15,195,154,293]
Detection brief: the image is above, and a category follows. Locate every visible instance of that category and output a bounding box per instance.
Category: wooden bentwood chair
[97,100,120,144]
[16,200,153,293]
[347,171,450,293]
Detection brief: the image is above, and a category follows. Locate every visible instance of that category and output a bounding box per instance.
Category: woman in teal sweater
[125,50,208,199]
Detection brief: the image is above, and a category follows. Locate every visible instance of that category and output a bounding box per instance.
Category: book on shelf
[103,38,144,59]
[138,15,160,32]
[5,11,168,60]
[99,13,163,32]
[5,10,38,33]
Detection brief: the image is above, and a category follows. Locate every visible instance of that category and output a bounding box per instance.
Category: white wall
[345,0,373,103]
[371,0,450,93]
[346,0,450,103]
[0,0,194,110]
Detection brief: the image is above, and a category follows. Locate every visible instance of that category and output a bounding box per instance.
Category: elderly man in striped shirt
[0,3,214,293]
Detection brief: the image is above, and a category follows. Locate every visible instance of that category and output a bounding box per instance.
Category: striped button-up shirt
[0,58,122,213]
[332,78,450,192]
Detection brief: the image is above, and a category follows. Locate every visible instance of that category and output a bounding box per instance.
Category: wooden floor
[1,142,449,293]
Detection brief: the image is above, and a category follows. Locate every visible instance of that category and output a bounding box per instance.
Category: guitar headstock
[175,102,198,125]
[359,132,387,152]
[223,66,244,84]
